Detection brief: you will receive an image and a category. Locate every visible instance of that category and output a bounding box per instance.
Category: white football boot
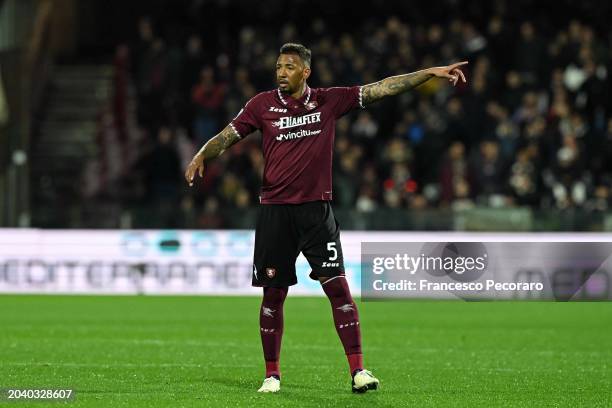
[352,369,380,393]
[257,376,281,393]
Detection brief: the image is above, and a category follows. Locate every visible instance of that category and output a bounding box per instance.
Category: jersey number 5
[327,242,338,261]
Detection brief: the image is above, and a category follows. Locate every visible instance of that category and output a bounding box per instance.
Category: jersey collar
[277,85,311,107]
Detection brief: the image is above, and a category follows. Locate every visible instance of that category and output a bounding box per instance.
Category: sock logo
[262,307,275,318]
[337,303,355,313]
[266,268,276,278]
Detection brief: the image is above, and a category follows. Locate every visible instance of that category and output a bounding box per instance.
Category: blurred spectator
[471,140,509,207]
[191,66,227,144]
[183,35,209,96]
[136,38,167,134]
[509,147,540,206]
[142,127,183,226]
[352,111,379,156]
[514,22,546,85]
[439,141,471,205]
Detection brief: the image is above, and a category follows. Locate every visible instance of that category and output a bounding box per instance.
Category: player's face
[276,53,310,94]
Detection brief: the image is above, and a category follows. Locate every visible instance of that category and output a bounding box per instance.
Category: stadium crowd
[109,0,612,227]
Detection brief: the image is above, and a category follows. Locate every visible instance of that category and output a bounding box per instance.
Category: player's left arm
[361,61,468,106]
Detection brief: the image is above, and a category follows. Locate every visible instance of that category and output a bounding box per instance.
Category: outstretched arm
[361,61,468,106]
[185,125,241,186]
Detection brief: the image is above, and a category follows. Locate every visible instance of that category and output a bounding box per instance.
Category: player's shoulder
[244,90,276,110]
[250,90,276,104]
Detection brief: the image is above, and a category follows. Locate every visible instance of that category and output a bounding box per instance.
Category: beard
[278,83,292,93]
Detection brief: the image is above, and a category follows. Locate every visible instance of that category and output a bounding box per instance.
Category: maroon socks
[321,276,363,374]
[259,278,363,379]
[260,286,288,378]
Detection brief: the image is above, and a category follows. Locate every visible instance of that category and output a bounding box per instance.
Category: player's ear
[303,67,311,81]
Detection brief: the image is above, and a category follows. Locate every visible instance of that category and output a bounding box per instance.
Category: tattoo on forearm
[198,125,241,160]
[362,70,434,105]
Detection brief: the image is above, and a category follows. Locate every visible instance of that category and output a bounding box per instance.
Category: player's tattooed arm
[198,125,240,160]
[362,71,434,105]
[185,125,240,186]
[361,61,468,106]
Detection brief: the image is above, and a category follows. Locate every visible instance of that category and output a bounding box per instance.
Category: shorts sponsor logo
[322,261,340,267]
[266,267,276,278]
[272,112,321,129]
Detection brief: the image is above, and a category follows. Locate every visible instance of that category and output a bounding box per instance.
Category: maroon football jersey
[231,85,363,204]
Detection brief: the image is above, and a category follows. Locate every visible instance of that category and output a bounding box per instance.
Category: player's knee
[322,278,352,302]
[263,286,288,305]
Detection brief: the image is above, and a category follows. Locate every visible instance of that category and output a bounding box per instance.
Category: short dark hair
[279,43,311,67]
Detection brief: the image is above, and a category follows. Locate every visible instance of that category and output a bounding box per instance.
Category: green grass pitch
[1,296,611,407]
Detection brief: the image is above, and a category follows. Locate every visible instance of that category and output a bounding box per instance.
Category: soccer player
[185,43,467,393]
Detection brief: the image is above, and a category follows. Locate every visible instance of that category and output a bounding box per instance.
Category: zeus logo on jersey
[272,112,321,129]
[269,107,287,113]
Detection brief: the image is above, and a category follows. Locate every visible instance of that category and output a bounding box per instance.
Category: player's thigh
[253,204,300,286]
[299,202,345,279]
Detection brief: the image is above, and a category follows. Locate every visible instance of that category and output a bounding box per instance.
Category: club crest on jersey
[266,267,276,278]
[271,112,321,129]
[305,101,318,110]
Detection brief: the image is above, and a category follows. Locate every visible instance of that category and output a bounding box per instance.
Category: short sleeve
[325,86,364,118]
[230,97,261,138]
